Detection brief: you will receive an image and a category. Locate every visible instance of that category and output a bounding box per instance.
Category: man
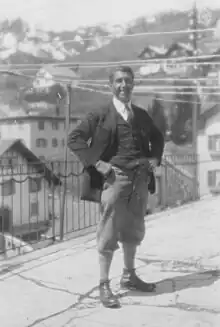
[68,66,164,308]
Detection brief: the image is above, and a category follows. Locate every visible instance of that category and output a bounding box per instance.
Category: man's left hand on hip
[148,158,159,171]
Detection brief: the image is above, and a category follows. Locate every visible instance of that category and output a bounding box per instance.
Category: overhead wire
[1,57,220,69]
[0,20,218,110]
[0,24,217,73]
[0,30,220,69]
[2,66,219,95]
[74,76,220,83]
[61,27,215,43]
[72,84,220,107]
[18,74,218,97]
[4,71,219,111]
[2,67,220,85]
[74,84,220,98]
[4,71,220,98]
[71,62,220,68]
[54,53,220,65]
[77,82,220,90]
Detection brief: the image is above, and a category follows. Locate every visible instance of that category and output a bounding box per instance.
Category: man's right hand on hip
[95,160,113,178]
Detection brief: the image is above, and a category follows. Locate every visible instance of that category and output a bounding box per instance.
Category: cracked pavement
[0,196,220,327]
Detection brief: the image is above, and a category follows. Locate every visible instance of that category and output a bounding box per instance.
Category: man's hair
[109,65,135,83]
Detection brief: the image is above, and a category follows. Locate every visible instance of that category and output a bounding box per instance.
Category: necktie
[124,104,132,122]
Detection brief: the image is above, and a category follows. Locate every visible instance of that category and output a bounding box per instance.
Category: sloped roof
[0,139,60,186]
[200,93,220,115]
[166,42,194,57]
[39,65,80,81]
[138,45,167,59]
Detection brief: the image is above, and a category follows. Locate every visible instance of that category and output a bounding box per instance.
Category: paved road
[0,196,220,327]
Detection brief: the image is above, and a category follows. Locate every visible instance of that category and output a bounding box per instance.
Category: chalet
[138,45,167,60]
[33,64,80,89]
[165,42,194,58]
[0,139,60,238]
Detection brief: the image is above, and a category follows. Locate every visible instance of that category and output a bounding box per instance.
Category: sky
[0,0,220,31]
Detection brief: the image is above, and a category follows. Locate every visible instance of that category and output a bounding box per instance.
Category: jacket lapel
[102,101,117,134]
[89,101,117,163]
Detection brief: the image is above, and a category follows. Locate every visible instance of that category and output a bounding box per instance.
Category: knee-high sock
[122,243,137,272]
[99,251,114,283]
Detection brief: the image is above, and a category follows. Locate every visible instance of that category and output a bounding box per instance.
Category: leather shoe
[99,281,120,308]
[120,269,156,292]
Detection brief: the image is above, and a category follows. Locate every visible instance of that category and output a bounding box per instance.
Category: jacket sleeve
[67,112,99,167]
[145,97,165,166]
[149,119,165,166]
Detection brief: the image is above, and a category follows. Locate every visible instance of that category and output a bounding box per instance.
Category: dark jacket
[68,101,164,199]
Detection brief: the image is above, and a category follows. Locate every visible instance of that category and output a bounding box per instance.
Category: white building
[0,115,80,161]
[0,139,60,237]
[197,102,220,196]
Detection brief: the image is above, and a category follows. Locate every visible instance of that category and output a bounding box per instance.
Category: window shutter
[207,171,215,187]
[208,136,213,150]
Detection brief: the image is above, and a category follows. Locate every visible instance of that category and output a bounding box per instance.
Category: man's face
[110,70,134,103]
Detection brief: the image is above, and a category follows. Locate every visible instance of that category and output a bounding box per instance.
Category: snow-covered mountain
[0,9,219,68]
[0,10,219,66]
[0,16,160,64]
[0,18,123,62]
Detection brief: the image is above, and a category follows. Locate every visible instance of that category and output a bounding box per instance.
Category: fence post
[60,84,71,241]
[193,154,199,200]
[164,163,169,207]
[51,162,56,241]
[160,161,168,208]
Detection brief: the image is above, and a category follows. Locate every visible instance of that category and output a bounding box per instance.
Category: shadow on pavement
[122,257,220,297]
[156,269,220,295]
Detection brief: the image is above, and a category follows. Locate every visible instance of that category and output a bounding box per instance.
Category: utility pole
[189,1,199,200]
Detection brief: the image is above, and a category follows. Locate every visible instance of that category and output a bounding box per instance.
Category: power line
[75,61,220,68]
[72,84,220,107]
[1,50,220,69]
[1,59,219,74]
[134,90,220,95]
[62,53,220,65]
[6,71,218,109]
[61,26,215,44]
[73,84,220,97]
[3,67,219,84]
[3,69,219,96]
[78,82,220,90]
[8,71,218,97]
[4,70,220,99]
[76,77,220,83]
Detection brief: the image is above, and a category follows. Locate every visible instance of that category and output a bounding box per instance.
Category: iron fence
[0,154,199,259]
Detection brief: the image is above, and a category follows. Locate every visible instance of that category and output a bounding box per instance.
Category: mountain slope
[0,9,219,68]
[0,10,220,129]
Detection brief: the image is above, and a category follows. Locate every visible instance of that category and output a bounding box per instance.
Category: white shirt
[113,97,132,122]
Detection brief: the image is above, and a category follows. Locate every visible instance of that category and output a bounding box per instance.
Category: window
[39,156,45,161]
[1,180,15,196]
[30,202,39,216]
[51,121,59,130]
[0,158,14,166]
[38,121,45,130]
[36,138,47,148]
[208,170,220,188]
[29,177,42,193]
[208,135,220,152]
[52,138,58,147]
[55,106,60,116]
